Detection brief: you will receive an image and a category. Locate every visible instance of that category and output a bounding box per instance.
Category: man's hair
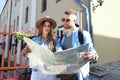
[64,9,77,16]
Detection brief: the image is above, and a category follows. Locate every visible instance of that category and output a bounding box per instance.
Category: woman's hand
[23,45,31,55]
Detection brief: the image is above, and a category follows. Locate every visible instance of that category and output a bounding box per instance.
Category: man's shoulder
[77,29,89,34]
[82,30,90,36]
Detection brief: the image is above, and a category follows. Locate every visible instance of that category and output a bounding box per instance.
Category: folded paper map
[23,37,89,74]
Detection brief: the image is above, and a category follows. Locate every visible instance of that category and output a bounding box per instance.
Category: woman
[23,16,62,80]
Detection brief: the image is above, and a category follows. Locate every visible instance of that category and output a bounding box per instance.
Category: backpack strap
[78,29,84,45]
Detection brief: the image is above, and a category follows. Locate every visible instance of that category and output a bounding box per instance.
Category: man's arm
[82,31,98,62]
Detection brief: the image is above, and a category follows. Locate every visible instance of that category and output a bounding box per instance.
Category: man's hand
[23,45,31,55]
[84,52,96,61]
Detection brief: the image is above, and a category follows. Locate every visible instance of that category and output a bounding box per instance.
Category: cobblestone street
[90,60,120,80]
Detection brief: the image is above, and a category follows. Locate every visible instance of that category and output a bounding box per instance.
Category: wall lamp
[97,0,104,6]
[92,0,104,12]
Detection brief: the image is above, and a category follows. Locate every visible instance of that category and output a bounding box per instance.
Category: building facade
[0,0,120,65]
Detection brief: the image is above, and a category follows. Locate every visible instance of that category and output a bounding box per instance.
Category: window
[3,15,5,23]
[17,16,19,26]
[14,20,16,31]
[41,0,47,13]
[25,6,29,23]
[15,0,17,6]
[56,0,61,3]
[6,11,8,19]
[60,30,63,36]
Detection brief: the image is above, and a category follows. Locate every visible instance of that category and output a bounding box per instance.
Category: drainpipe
[5,0,12,58]
[16,0,23,64]
[74,0,94,42]
[74,0,89,31]
[30,0,36,30]
[88,0,94,43]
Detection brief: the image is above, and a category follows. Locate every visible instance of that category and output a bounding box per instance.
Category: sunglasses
[61,18,71,22]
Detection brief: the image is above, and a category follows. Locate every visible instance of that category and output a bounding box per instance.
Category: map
[23,37,89,74]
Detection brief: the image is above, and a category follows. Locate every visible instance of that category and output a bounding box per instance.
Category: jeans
[31,70,57,80]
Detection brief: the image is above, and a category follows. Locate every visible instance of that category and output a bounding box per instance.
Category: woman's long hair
[38,20,56,52]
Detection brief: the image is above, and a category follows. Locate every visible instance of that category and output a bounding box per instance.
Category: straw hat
[36,16,57,29]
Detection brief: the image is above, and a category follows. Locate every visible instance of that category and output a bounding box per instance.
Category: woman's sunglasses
[61,18,71,22]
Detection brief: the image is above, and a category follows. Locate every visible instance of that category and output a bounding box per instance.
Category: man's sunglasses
[61,18,71,22]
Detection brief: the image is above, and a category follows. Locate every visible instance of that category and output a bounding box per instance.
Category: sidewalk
[90,60,120,80]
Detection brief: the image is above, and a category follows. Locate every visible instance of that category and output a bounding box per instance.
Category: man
[60,9,98,80]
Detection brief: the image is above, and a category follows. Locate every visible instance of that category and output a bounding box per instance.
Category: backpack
[78,29,84,45]
[60,29,84,45]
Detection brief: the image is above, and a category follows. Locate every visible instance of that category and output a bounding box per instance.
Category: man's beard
[63,24,72,29]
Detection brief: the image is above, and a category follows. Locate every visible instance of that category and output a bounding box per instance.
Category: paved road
[90,60,120,80]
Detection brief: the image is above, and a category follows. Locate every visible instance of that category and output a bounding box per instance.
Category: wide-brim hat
[36,16,57,29]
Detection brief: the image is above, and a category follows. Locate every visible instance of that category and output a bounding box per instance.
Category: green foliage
[15,32,36,40]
